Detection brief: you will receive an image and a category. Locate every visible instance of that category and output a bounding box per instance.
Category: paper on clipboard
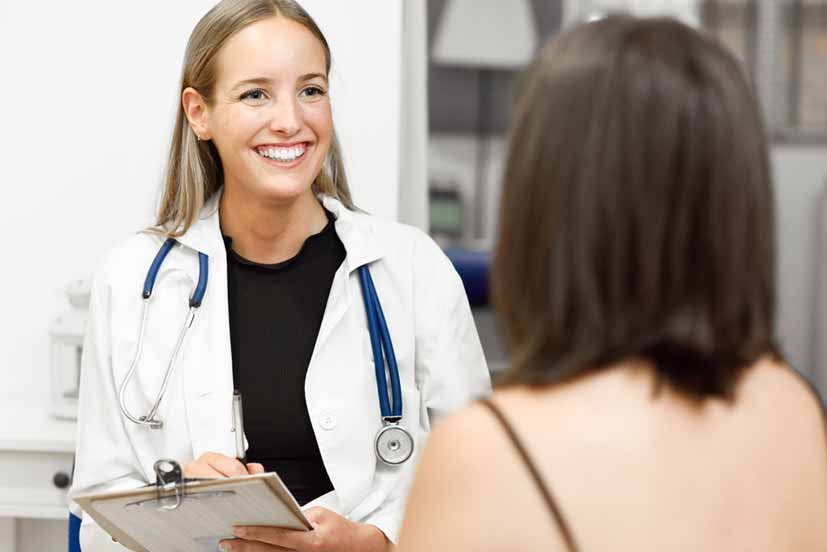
[73,473,312,552]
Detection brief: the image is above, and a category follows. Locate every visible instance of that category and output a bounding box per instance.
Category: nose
[268,94,301,137]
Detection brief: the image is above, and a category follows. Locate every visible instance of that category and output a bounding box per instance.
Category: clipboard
[73,459,312,552]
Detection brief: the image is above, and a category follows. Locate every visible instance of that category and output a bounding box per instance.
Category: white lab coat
[68,192,491,551]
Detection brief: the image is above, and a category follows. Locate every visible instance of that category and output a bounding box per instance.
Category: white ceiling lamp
[432,0,538,70]
[563,0,701,28]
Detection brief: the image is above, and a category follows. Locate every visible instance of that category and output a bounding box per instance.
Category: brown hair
[494,16,779,398]
[156,0,353,236]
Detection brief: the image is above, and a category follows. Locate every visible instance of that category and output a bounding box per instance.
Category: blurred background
[427,0,827,398]
[1,0,826,550]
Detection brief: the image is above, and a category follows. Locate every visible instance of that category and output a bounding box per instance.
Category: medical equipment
[358,267,414,465]
[117,239,207,430]
[118,238,414,466]
[49,279,91,420]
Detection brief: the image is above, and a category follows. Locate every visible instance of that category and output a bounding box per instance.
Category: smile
[254,143,308,164]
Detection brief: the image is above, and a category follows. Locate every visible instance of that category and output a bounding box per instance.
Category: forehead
[216,16,327,83]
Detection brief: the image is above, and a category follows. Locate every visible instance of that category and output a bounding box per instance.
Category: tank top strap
[478,398,581,552]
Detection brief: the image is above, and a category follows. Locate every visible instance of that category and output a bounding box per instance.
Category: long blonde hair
[156,0,354,236]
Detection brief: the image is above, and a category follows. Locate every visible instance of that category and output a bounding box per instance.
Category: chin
[255,178,315,204]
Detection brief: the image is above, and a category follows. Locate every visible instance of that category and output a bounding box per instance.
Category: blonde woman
[398,16,827,552]
[69,1,490,550]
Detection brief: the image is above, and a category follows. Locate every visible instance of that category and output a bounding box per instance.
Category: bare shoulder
[743,358,824,404]
[399,397,573,552]
[739,359,827,458]
[421,399,513,473]
[397,402,497,551]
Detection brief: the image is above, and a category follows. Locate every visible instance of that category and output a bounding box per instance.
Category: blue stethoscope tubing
[358,267,402,420]
[118,238,413,465]
[358,265,414,465]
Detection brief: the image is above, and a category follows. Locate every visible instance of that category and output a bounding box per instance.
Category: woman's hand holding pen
[184,452,264,478]
[219,507,391,552]
[184,453,391,551]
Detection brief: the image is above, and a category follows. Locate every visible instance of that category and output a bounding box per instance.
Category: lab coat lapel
[313,196,382,359]
[175,192,237,458]
[306,196,385,512]
[174,191,225,258]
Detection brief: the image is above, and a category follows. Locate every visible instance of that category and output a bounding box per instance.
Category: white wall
[399,0,429,230]
[0,0,423,397]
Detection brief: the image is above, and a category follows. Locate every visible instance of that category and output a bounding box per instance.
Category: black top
[223,210,344,506]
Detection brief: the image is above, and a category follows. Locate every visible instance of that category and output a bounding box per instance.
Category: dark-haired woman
[398,16,827,552]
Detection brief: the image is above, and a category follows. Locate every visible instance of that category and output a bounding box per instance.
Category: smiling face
[192,16,332,206]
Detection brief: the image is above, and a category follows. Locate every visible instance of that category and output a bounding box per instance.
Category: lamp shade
[563,0,700,28]
[432,0,538,69]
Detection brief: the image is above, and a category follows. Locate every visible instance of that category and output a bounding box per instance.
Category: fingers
[218,538,294,551]
[303,506,329,526]
[183,460,226,479]
[206,453,251,477]
[230,526,315,551]
[247,462,266,475]
[184,452,252,478]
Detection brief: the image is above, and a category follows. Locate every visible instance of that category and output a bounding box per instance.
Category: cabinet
[0,394,76,551]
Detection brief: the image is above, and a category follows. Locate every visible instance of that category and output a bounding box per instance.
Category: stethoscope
[118,238,414,466]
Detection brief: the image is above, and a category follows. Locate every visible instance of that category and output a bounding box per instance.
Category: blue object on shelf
[69,513,81,552]
[444,247,491,307]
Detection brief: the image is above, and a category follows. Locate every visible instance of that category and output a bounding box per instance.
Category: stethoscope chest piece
[375,421,414,465]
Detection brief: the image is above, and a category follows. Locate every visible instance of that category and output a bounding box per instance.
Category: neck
[219,187,328,264]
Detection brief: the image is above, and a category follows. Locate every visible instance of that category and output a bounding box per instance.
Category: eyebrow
[231,73,329,90]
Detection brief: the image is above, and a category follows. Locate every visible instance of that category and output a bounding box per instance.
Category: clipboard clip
[123,459,238,511]
[154,459,186,511]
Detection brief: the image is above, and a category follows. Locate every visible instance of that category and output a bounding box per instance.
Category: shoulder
[400,394,571,551]
[92,231,166,292]
[347,209,458,276]
[739,359,827,454]
[420,398,515,476]
[354,210,443,254]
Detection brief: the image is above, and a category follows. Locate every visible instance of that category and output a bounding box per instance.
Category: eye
[240,88,268,103]
[299,86,327,100]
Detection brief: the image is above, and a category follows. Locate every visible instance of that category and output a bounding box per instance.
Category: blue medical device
[117,238,413,466]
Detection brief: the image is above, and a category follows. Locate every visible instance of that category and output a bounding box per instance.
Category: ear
[182,87,212,141]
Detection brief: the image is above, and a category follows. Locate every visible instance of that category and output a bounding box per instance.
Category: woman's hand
[219,507,390,552]
[183,452,264,478]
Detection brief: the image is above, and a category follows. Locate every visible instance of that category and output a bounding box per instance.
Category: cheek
[303,103,333,144]
[212,108,261,150]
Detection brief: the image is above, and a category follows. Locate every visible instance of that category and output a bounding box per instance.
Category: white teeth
[257,145,306,162]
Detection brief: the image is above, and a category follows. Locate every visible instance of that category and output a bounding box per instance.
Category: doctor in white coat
[68,1,491,551]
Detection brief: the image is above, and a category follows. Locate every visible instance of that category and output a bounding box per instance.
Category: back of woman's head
[494,15,779,398]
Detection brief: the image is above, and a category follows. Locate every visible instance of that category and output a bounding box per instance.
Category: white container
[49,280,91,420]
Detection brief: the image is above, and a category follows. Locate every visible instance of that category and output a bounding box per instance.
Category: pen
[231,389,247,465]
